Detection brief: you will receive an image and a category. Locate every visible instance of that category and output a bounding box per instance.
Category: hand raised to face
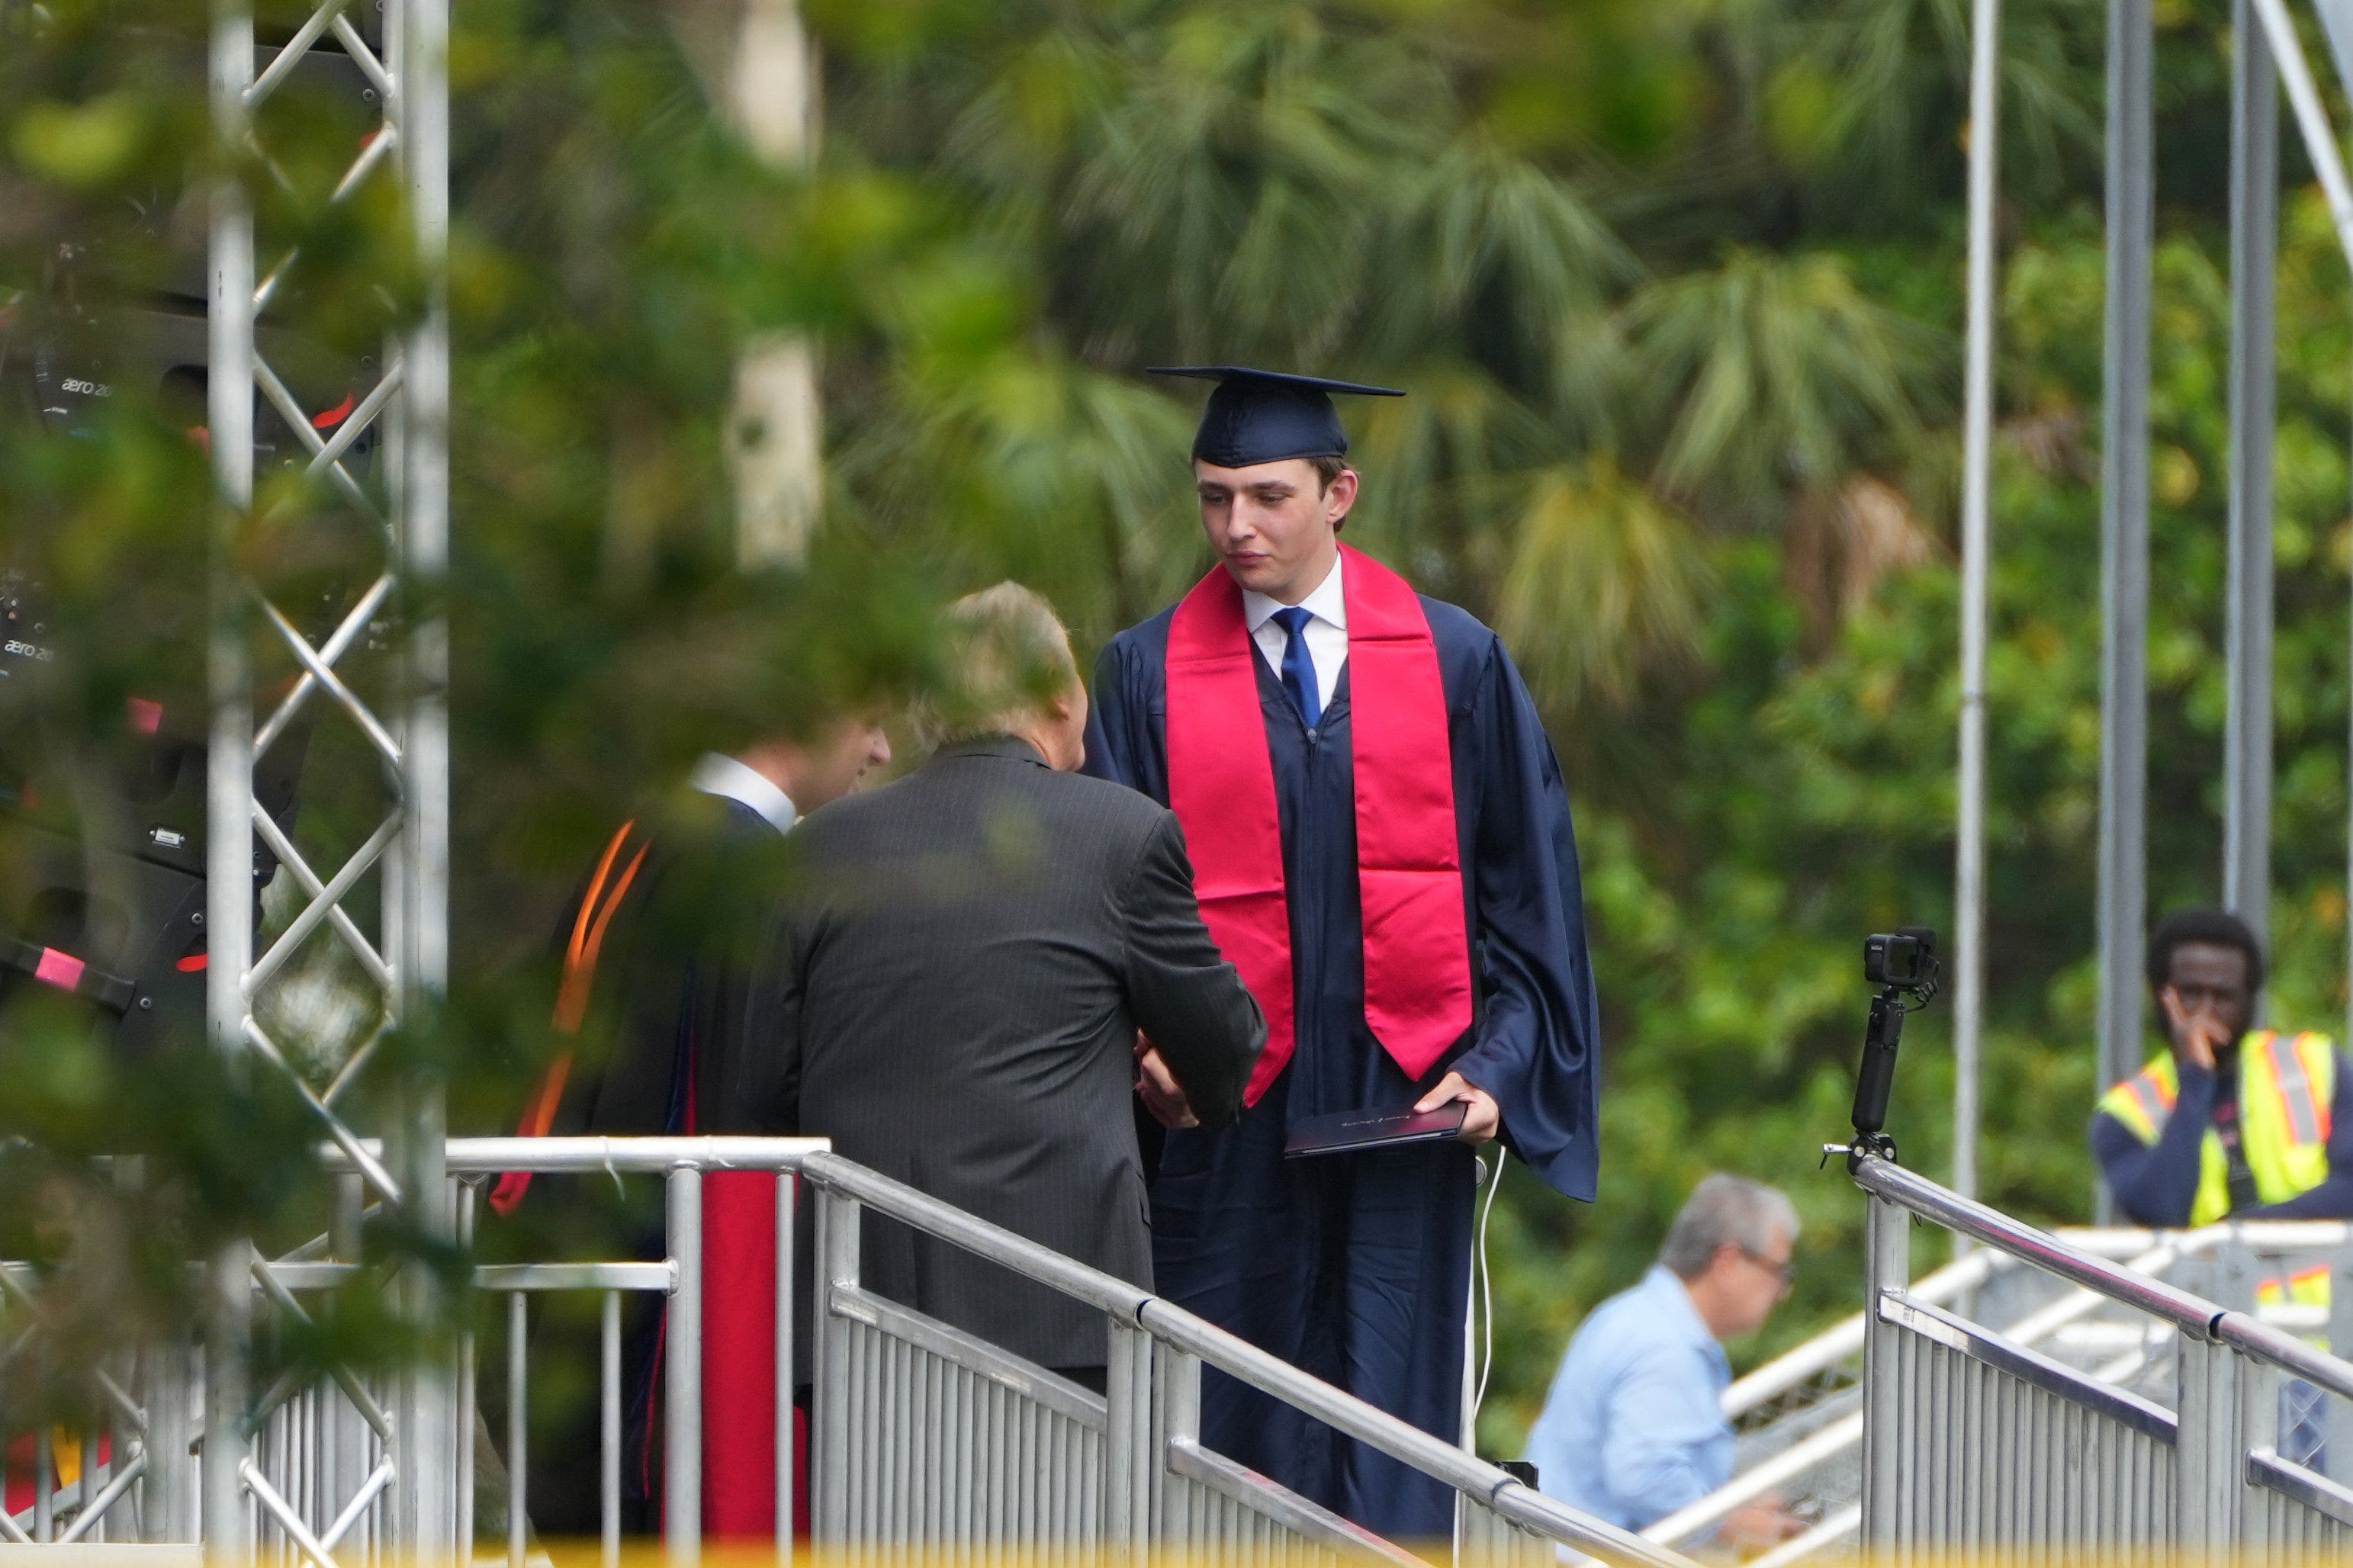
[2160,985,2229,1073]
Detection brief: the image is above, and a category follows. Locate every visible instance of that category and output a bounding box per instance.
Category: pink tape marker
[34,948,84,991]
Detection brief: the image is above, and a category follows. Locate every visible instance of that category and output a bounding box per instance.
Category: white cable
[1471,1148,1504,1422]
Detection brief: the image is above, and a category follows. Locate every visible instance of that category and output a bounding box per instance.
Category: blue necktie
[1271,606,1323,729]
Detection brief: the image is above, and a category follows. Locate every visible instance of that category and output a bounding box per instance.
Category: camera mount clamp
[1836,926,1941,1174]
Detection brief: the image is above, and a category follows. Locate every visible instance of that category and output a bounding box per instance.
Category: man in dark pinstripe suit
[735,583,1265,1388]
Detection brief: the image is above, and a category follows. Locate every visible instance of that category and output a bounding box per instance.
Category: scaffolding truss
[1959,0,2353,1217]
[200,0,452,1557]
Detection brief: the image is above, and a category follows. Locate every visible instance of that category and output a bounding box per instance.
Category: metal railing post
[34,1400,53,1543]
[202,1244,252,1566]
[812,1184,860,1542]
[2220,1232,2259,1316]
[776,1173,797,1565]
[2177,1331,2247,1546]
[2328,1244,2353,1478]
[2249,1355,2284,1459]
[666,1168,704,1564]
[1859,1188,1908,1556]
[455,1181,477,1563]
[1104,1320,1152,1546]
[145,1329,198,1541]
[1151,1338,1201,1538]
[506,1290,529,1568]
[603,1290,622,1568]
[2218,1232,2285,1467]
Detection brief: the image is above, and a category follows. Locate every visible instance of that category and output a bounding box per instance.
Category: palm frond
[1493,459,1715,710]
[1624,247,1946,513]
[1059,3,1447,358]
[1363,129,1640,391]
[1775,0,2098,212]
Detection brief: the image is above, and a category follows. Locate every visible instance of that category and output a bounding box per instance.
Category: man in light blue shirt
[1522,1174,1803,1551]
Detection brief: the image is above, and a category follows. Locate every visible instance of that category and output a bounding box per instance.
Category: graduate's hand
[1134,1039,1199,1129]
[1415,1072,1500,1143]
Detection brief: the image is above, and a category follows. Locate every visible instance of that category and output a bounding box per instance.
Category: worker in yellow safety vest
[2093,910,2350,1285]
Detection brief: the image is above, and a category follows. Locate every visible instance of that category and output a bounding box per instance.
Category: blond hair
[915,582,1082,750]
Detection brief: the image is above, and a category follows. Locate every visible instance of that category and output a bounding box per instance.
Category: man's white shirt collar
[1242,554,1348,712]
[1241,554,1347,635]
[690,752,799,836]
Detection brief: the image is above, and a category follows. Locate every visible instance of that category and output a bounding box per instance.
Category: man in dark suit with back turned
[735,581,1265,1389]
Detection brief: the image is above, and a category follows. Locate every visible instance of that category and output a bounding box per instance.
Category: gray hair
[915,582,1082,750]
[1658,1174,1799,1280]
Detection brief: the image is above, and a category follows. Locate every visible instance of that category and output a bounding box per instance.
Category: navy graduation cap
[1150,366,1405,468]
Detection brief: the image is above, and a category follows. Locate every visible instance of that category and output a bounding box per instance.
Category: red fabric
[701,1171,783,1539]
[5,1432,30,1516]
[1167,567,1296,1105]
[5,1432,111,1516]
[1342,548,1472,1076]
[794,1403,810,1537]
[1164,545,1469,1100]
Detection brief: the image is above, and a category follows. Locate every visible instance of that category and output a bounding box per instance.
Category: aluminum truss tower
[2056,0,2353,1204]
[1956,0,2353,1211]
[204,0,453,1557]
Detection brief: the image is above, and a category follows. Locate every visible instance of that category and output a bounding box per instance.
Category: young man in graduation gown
[1085,367,1602,1539]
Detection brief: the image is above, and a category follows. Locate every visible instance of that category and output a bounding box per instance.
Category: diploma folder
[1282,1101,1467,1159]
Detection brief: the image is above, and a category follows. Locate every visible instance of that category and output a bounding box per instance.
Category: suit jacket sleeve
[732,911,808,1134]
[1117,810,1265,1128]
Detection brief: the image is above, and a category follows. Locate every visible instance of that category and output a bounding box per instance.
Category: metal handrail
[6,1136,837,1557]
[1657,1232,2183,1547]
[321,1136,828,1566]
[328,1134,831,1175]
[796,1149,1699,1568]
[2217,1311,2353,1401]
[1850,1157,2232,1339]
[11,1134,1699,1565]
[1854,1155,2353,1406]
[1850,1151,2353,1554]
[1721,1250,1995,1419]
[1684,1196,2353,1560]
[1725,1218,2353,1420]
[304,1138,1702,1566]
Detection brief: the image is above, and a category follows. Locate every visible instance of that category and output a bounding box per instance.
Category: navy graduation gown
[1087,592,1600,1540]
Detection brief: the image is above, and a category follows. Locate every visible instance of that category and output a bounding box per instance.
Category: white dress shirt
[689,752,799,837]
[1242,554,1348,712]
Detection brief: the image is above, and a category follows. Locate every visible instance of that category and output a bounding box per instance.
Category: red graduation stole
[1165,544,1472,1104]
